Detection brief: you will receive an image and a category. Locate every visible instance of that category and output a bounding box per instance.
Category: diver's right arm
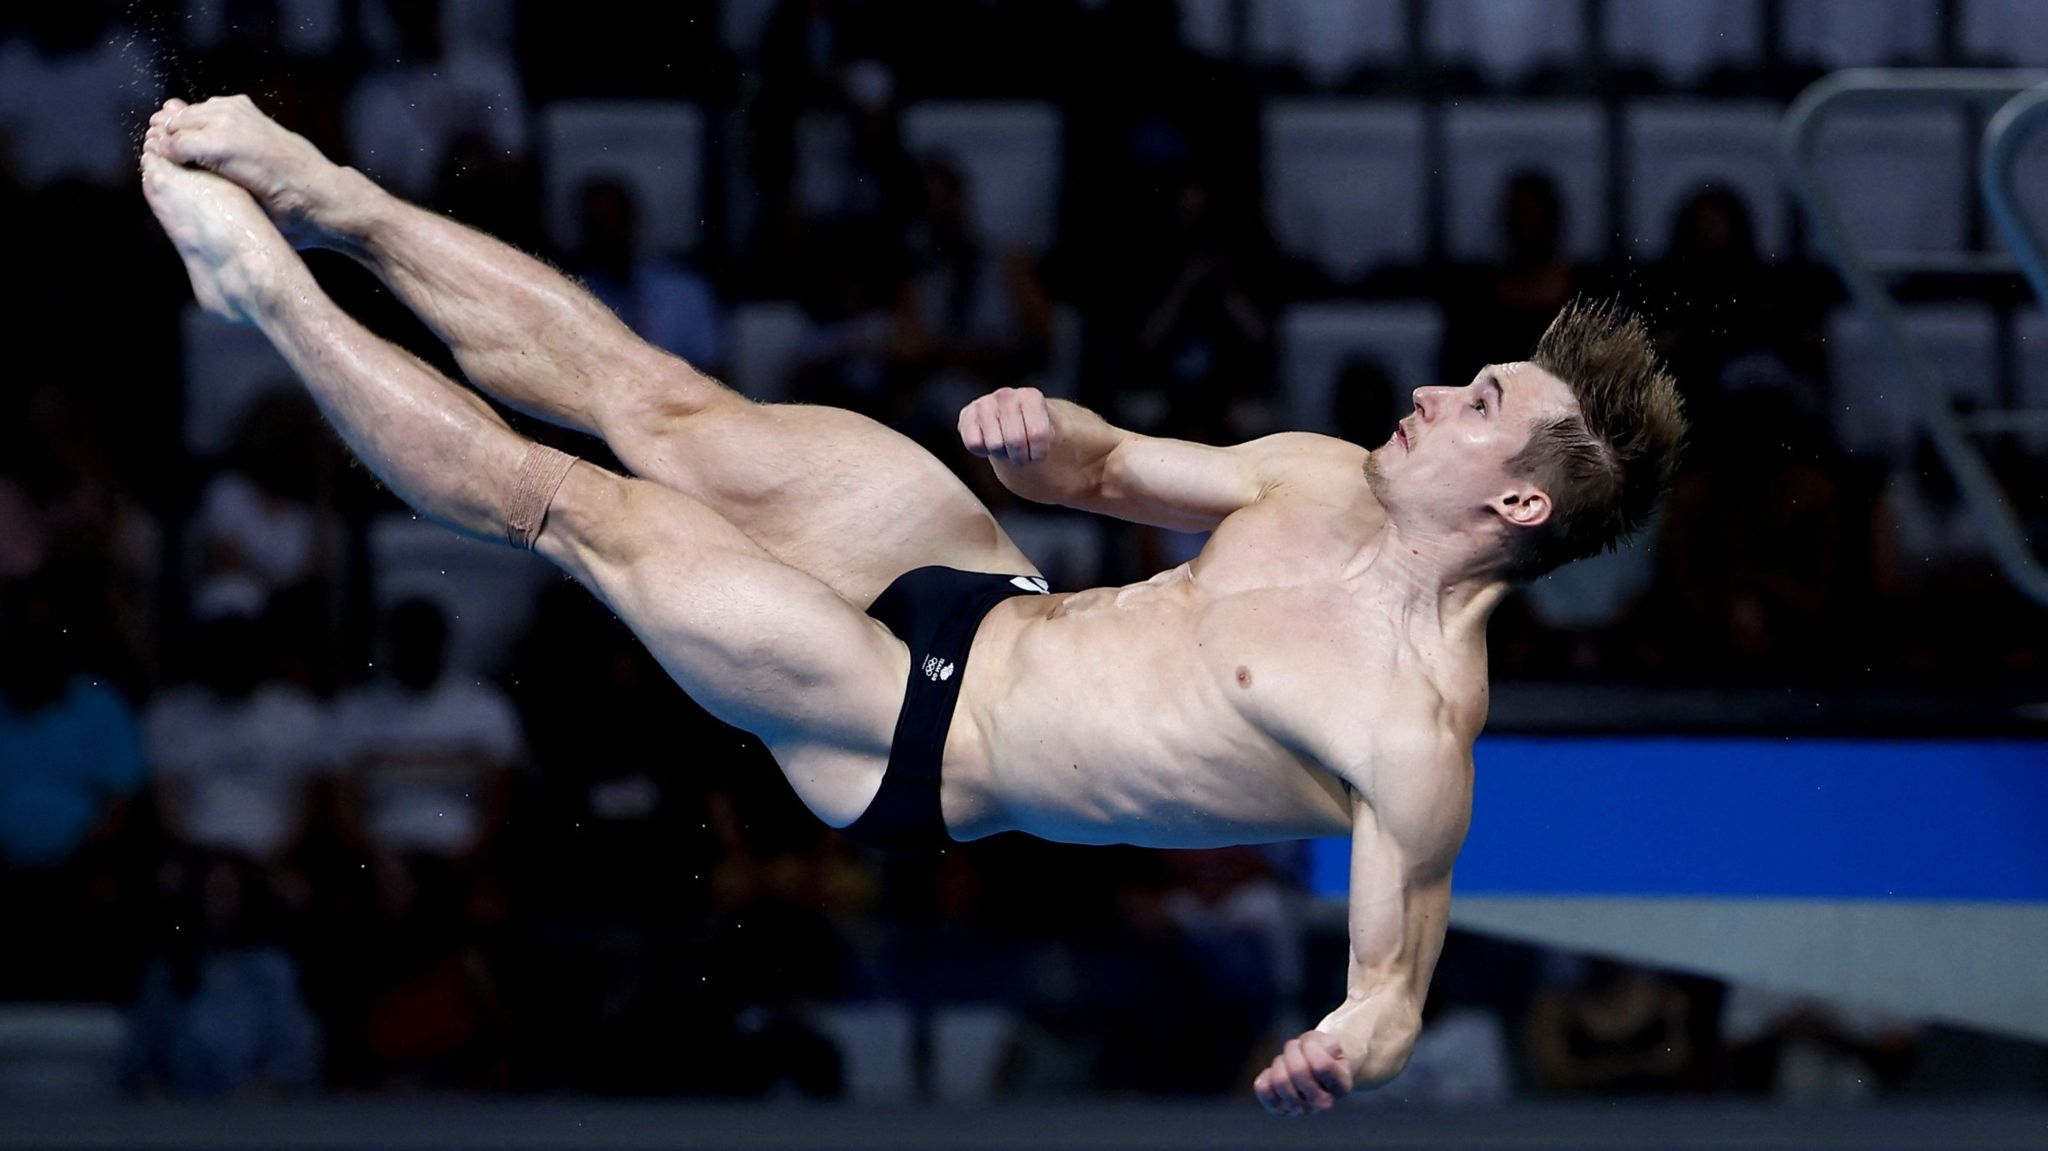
[959,386,1360,532]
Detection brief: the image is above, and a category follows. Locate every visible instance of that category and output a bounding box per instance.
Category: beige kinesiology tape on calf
[506,442,578,550]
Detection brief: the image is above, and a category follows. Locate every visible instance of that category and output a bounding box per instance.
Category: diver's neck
[1346,520,1510,639]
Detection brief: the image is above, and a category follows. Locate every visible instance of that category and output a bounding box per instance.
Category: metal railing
[1782,69,2048,609]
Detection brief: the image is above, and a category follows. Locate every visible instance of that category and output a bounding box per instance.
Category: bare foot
[145,95,354,247]
[140,152,296,326]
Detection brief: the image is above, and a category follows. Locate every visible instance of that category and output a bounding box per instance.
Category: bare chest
[981,524,1467,846]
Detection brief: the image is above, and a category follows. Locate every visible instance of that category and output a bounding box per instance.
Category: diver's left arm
[1253,788,1460,1115]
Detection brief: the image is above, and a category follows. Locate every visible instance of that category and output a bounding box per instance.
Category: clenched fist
[959,386,1053,466]
[1253,1030,1354,1117]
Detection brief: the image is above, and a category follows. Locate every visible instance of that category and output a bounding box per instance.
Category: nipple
[1235,666,1253,688]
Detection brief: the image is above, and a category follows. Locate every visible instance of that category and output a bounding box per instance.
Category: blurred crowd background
[2,0,2046,1108]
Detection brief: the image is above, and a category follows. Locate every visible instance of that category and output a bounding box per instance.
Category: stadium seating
[726,301,814,403]
[1779,0,1941,70]
[180,305,298,458]
[368,513,557,676]
[1601,0,1764,86]
[1263,100,1428,280]
[540,101,706,258]
[1961,0,2048,66]
[901,102,1062,253]
[1825,305,1999,459]
[1246,0,1407,86]
[1426,0,1587,86]
[1623,101,1788,259]
[181,0,345,55]
[1278,302,1443,436]
[1178,0,1235,60]
[1804,107,1968,260]
[1442,101,1609,263]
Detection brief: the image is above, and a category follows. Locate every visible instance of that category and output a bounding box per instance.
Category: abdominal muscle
[947,566,1356,848]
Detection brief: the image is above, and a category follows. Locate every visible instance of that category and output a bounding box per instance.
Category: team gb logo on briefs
[923,656,955,682]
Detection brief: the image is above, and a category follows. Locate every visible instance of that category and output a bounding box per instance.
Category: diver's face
[1368,362,1576,530]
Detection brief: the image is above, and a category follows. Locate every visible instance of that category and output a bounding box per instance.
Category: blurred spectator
[894,155,1054,417]
[1441,171,1593,387]
[1872,431,1991,597]
[756,0,890,110]
[1153,848,1293,1090]
[329,599,520,863]
[747,0,887,206]
[1058,0,1259,345]
[0,578,147,998]
[569,177,724,371]
[1722,985,1918,1100]
[0,3,162,190]
[1652,380,1846,679]
[1525,957,1696,1094]
[1643,187,1824,433]
[0,384,164,692]
[124,853,321,1097]
[192,392,341,616]
[145,606,330,864]
[1867,429,2042,680]
[345,0,527,201]
[1127,171,1281,437]
[743,3,911,298]
[317,598,520,1087]
[789,219,908,420]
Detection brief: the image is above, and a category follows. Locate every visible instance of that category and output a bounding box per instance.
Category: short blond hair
[1503,300,1687,580]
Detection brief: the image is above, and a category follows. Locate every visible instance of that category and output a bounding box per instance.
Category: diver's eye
[1472,399,1487,414]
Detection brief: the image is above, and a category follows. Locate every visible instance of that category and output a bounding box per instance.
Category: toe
[164,97,189,114]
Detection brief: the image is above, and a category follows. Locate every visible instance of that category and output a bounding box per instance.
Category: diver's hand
[1253,1030,1354,1117]
[959,386,1053,466]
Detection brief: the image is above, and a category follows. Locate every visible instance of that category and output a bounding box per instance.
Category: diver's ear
[1494,488,1552,528]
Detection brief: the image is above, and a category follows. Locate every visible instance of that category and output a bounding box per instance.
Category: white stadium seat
[902,102,1062,252]
[1624,101,1788,260]
[1602,0,1764,86]
[932,1005,1020,1102]
[1443,101,1609,264]
[1246,0,1407,86]
[1780,0,1940,69]
[369,513,557,676]
[726,301,813,403]
[182,0,344,56]
[541,101,705,258]
[1178,0,1236,59]
[1805,108,1968,261]
[1263,100,1428,280]
[1426,0,1587,86]
[1278,302,1443,436]
[810,1003,914,1103]
[1825,305,1998,459]
[1961,0,2048,65]
[181,304,296,457]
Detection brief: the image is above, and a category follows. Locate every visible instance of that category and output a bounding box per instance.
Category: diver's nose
[1411,387,1448,423]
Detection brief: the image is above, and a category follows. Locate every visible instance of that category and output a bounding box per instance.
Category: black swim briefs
[840,565,1051,853]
